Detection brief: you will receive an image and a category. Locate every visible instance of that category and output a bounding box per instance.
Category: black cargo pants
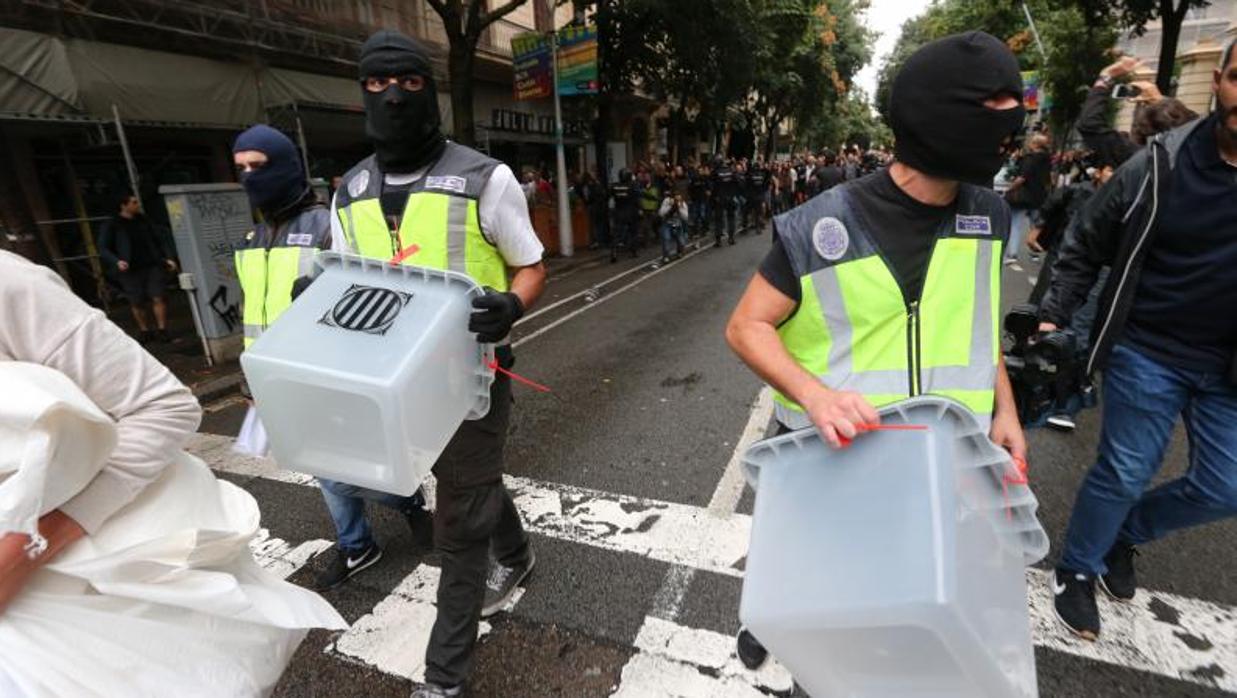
[424,372,531,687]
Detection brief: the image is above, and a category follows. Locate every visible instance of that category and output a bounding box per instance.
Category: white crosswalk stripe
[193,433,1237,695]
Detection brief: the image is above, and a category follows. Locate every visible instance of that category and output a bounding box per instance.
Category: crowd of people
[568,147,893,264]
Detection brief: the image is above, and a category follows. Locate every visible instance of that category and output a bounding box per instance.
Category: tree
[427,0,530,146]
[1113,0,1212,94]
[751,0,873,159]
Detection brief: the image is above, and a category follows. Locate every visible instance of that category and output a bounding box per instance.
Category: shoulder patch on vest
[286,233,313,246]
[812,217,849,261]
[425,175,467,194]
[955,214,992,235]
[348,169,370,198]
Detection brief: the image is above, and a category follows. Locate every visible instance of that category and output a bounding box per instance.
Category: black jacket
[1036,180,1097,252]
[98,214,175,272]
[1077,85,1139,168]
[1040,117,1213,376]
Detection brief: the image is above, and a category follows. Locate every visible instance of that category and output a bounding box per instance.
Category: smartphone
[1112,84,1142,100]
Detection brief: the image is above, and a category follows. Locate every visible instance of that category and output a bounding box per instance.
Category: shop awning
[0,26,363,127]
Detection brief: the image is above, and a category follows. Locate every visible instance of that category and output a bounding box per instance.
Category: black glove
[290,275,315,301]
[469,289,524,343]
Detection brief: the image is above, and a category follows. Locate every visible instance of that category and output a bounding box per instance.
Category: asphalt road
[193,225,1236,697]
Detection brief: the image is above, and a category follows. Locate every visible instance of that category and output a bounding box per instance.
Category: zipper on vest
[907,300,921,396]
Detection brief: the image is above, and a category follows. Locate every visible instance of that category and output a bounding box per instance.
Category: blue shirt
[1124,114,1237,373]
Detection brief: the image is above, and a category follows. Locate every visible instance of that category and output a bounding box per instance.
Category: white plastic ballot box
[240,252,494,495]
[740,396,1050,698]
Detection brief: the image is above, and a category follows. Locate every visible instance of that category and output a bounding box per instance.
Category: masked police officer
[329,30,547,698]
[725,31,1028,671]
[712,157,739,246]
[609,169,640,262]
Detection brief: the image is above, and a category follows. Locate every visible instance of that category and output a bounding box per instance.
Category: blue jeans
[660,221,688,258]
[1059,343,1237,575]
[318,478,425,552]
[689,200,707,231]
[1007,207,1032,261]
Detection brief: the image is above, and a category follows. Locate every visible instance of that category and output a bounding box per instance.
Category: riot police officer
[609,169,640,262]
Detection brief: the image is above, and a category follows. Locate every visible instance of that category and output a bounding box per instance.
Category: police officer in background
[330,31,547,698]
[744,160,769,233]
[609,169,640,262]
[712,157,739,246]
[725,31,1027,671]
[232,130,435,599]
[233,125,332,350]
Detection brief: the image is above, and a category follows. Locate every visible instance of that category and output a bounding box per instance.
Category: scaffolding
[3,0,371,75]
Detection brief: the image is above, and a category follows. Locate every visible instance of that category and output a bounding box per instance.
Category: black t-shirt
[1123,115,1237,373]
[1013,150,1052,209]
[761,168,955,305]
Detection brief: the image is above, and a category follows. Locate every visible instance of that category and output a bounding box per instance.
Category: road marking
[328,565,508,683]
[649,387,773,622]
[613,616,793,697]
[518,255,660,324]
[190,436,1237,692]
[194,432,750,578]
[1027,568,1237,691]
[249,528,333,579]
[513,241,716,348]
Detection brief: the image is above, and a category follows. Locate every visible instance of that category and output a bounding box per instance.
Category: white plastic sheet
[0,363,346,697]
[234,405,271,458]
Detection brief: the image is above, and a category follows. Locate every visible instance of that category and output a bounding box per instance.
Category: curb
[191,372,243,403]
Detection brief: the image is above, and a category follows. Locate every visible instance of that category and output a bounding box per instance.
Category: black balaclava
[358,30,446,173]
[232,124,309,218]
[889,31,1025,185]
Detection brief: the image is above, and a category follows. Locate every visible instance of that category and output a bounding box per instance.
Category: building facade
[0,0,629,300]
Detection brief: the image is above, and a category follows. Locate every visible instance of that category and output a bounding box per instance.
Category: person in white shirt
[658,191,690,262]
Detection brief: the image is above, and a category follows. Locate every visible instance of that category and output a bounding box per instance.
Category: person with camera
[658,190,690,263]
[1039,40,1237,642]
[725,31,1027,671]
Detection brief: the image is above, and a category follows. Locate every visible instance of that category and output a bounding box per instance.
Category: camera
[1111,83,1143,100]
[1003,304,1090,428]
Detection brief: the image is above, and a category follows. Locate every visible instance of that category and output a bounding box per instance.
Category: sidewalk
[109,248,615,403]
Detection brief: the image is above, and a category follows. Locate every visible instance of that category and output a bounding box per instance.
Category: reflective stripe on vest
[773,237,1000,431]
[338,192,507,291]
[235,245,318,348]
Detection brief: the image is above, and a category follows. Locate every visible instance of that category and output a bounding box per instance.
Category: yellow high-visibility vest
[334,143,508,291]
[234,207,330,348]
[772,184,1005,431]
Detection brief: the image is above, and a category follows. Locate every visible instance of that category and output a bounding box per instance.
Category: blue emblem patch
[955,215,992,236]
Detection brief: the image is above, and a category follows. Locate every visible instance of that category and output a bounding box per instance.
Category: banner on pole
[1022,71,1041,112]
[556,24,598,96]
[512,32,553,100]
[511,25,599,99]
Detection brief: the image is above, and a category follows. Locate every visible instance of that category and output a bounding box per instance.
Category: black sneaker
[156,329,172,343]
[728,236,736,245]
[411,683,462,698]
[1052,569,1100,641]
[481,550,535,618]
[1100,541,1139,601]
[736,628,769,670]
[314,543,382,591]
[138,330,154,344]
[406,506,434,550]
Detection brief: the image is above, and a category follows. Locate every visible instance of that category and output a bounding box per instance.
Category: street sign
[512,32,553,100]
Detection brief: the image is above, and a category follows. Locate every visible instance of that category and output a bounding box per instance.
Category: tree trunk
[1155,0,1188,96]
[764,113,780,162]
[449,38,478,146]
